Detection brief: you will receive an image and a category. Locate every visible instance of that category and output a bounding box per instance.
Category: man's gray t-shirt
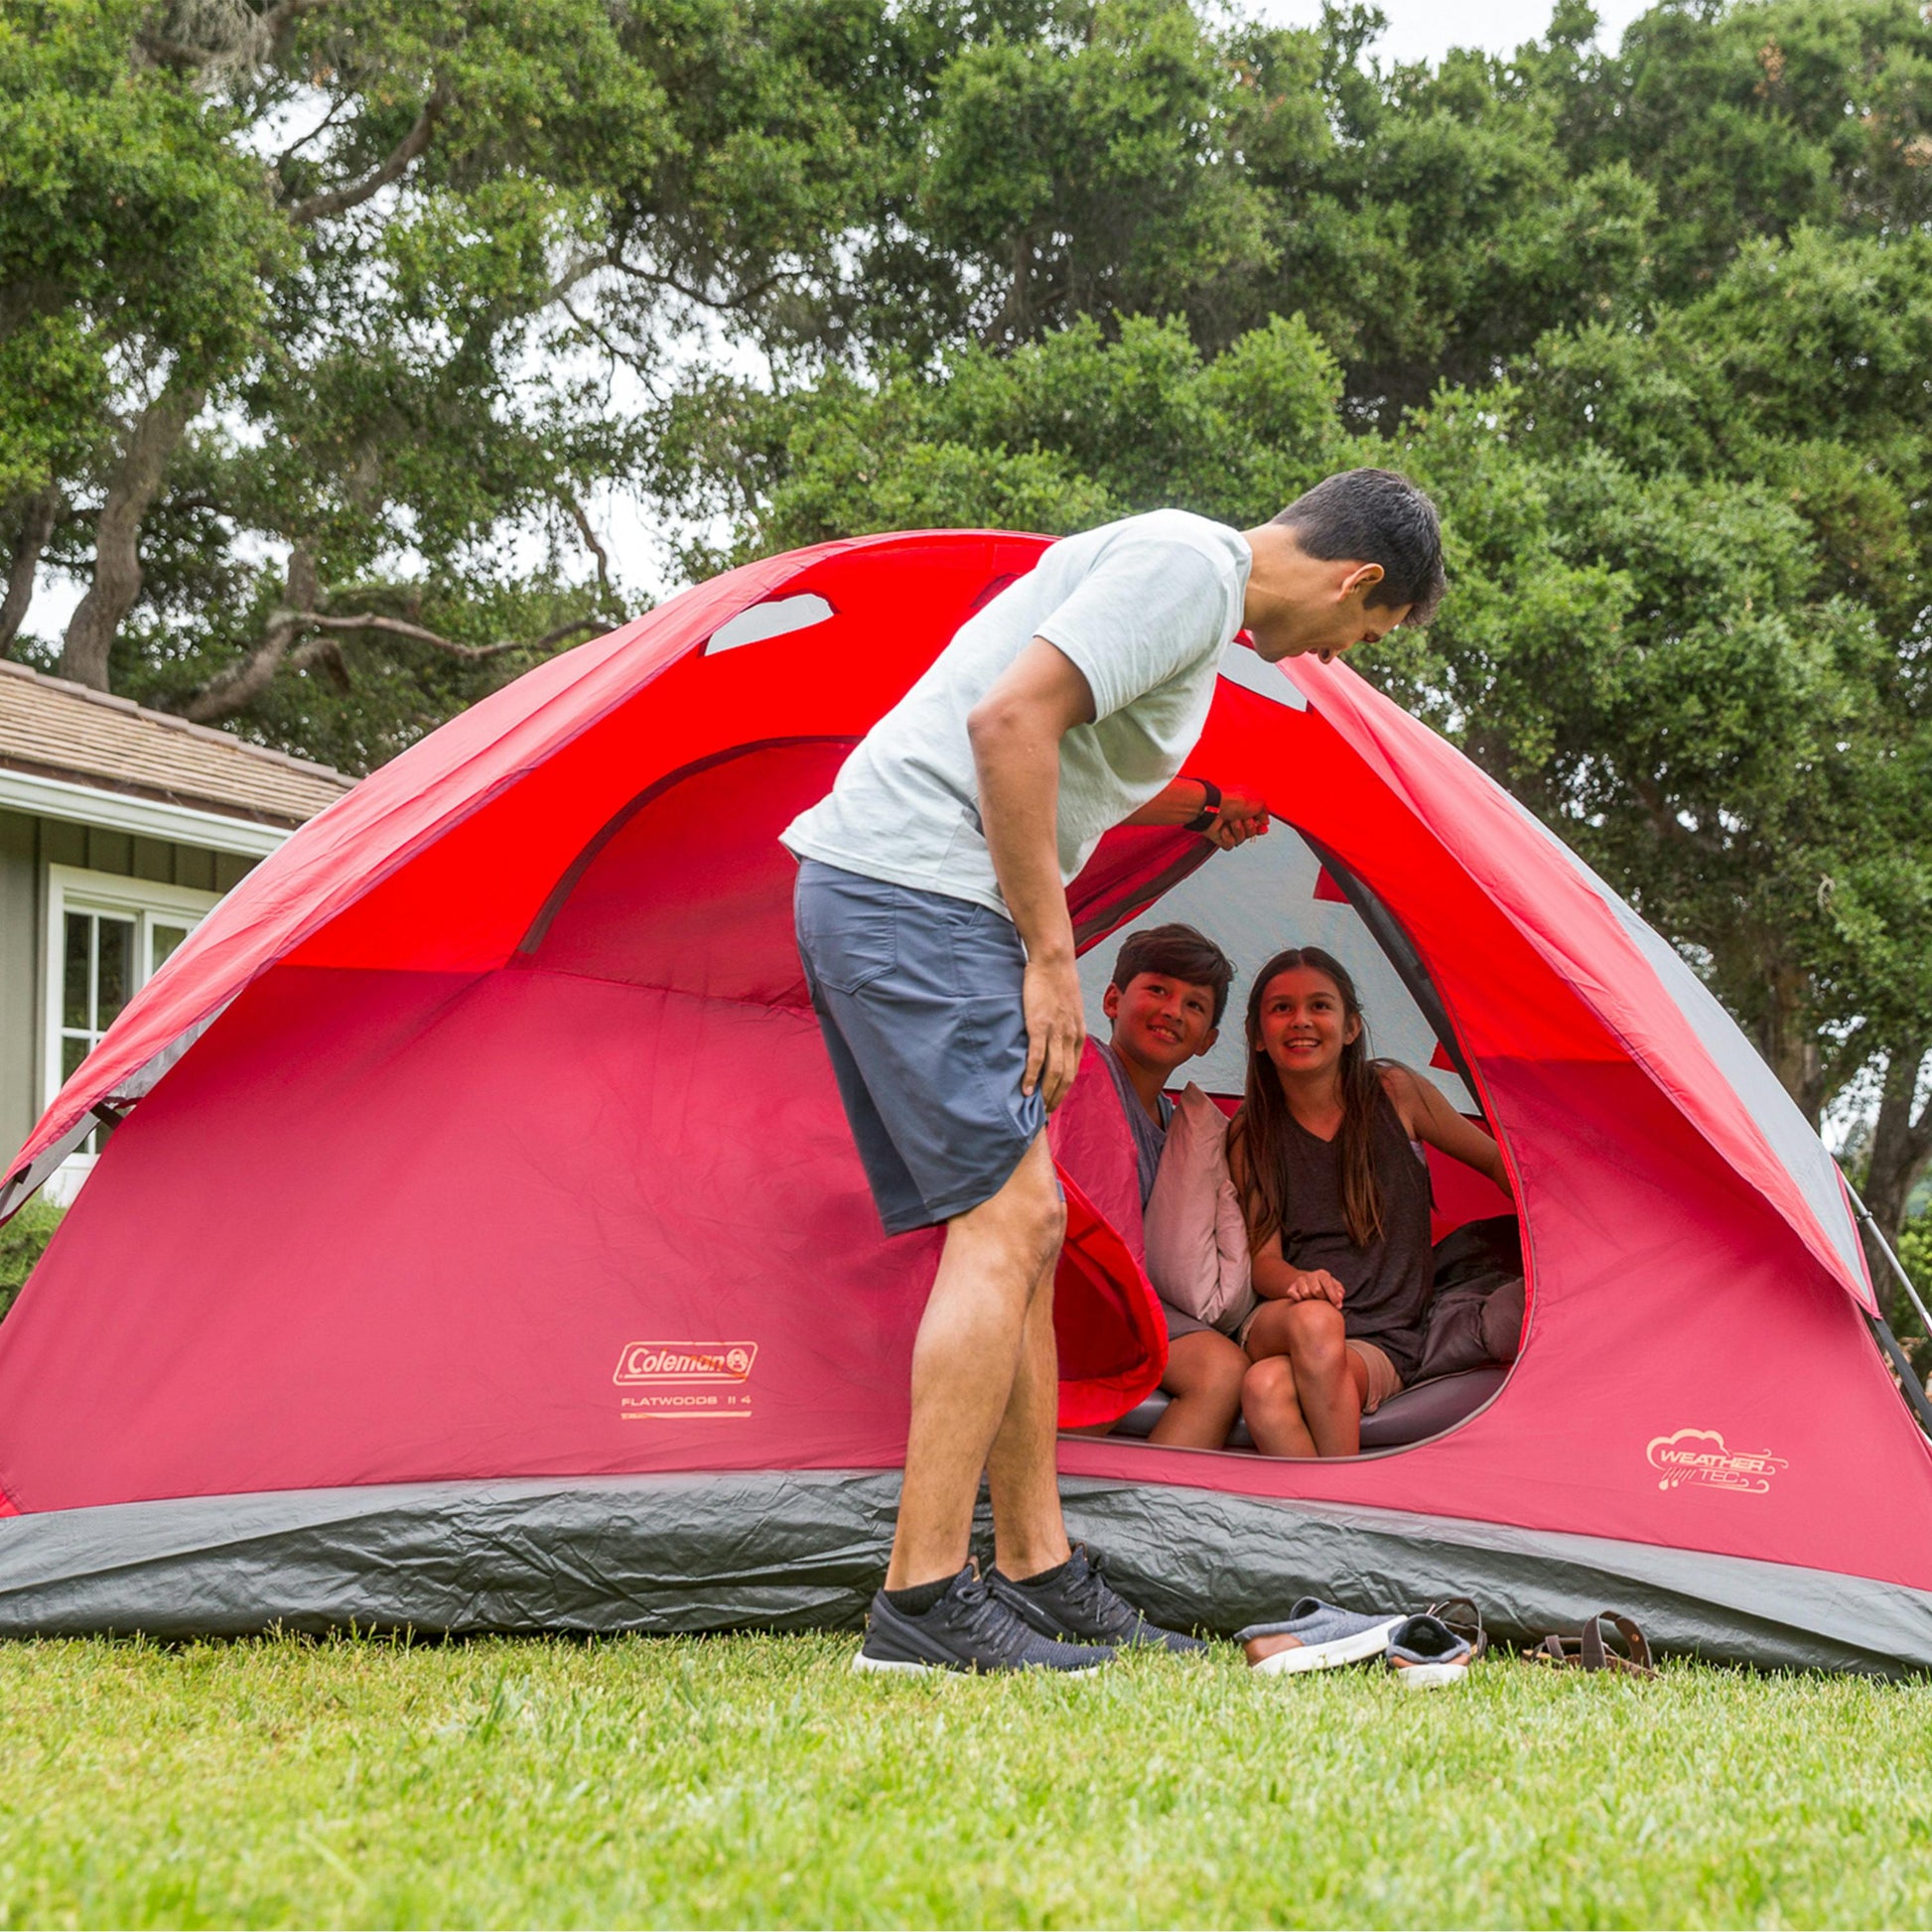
[781,510,1252,916]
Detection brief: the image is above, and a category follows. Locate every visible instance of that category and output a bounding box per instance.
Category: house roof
[0,660,355,830]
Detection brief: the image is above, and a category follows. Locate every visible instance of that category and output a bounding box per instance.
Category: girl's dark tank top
[1278,1083,1434,1383]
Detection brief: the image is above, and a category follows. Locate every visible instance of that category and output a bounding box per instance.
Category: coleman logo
[1647,1428,1787,1494]
[615,1342,757,1386]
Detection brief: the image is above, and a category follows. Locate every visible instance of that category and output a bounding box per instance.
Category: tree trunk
[1861,1039,1931,1313]
[0,488,58,654]
[1758,956,1825,1127]
[61,383,205,690]
[178,545,318,724]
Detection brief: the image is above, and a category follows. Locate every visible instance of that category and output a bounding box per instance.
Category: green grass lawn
[3,1636,1931,1928]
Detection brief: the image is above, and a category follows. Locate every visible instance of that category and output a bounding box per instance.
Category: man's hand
[1123,777,1271,845]
[1279,1266,1346,1306]
[967,636,1096,1116]
[1023,952,1087,1112]
[1206,784,1270,850]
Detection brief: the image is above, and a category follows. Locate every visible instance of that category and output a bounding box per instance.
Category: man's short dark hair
[1110,922,1235,1028]
[1274,468,1446,625]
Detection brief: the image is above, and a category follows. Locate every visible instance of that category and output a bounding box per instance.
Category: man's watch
[1183,778,1222,834]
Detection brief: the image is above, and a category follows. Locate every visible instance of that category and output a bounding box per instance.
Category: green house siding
[0,813,34,1170]
[0,808,259,1165]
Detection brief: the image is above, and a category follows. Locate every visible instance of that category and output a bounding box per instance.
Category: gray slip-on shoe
[1235,1597,1406,1676]
[1385,1612,1474,1690]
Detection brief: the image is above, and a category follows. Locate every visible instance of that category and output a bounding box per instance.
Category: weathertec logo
[1647,1428,1787,1495]
[614,1342,757,1386]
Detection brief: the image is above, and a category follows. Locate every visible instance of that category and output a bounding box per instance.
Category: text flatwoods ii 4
[615,1342,758,1420]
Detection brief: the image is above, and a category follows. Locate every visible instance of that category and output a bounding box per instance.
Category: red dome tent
[2,529,1929,1671]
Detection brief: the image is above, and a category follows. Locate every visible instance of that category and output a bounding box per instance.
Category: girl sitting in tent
[1229,947,1512,1457]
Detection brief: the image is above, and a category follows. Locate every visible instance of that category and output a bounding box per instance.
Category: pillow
[1143,1084,1256,1334]
[1417,1274,1525,1383]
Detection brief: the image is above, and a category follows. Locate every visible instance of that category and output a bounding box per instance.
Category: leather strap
[1182,777,1221,833]
[1529,1612,1657,1677]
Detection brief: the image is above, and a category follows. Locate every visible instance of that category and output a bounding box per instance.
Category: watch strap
[1183,778,1221,834]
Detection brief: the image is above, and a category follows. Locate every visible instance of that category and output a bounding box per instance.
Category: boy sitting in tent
[1051,922,1253,1449]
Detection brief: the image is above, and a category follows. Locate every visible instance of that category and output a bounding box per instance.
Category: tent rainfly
[2,530,1929,1673]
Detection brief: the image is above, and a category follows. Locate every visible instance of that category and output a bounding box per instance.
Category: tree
[1224,4,1657,416]
[1558,0,1932,303]
[656,312,1348,570]
[903,0,1276,354]
[2,0,942,770]
[1508,222,1932,1298]
[0,0,282,664]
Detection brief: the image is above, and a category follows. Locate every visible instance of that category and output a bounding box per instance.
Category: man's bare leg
[885,1135,1065,1590]
[981,1211,1207,1657]
[988,1229,1071,1580]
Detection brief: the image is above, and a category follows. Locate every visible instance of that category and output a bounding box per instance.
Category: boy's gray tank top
[1278,1086,1434,1384]
[1095,1040,1172,1208]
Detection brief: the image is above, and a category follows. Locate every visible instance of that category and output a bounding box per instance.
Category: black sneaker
[853,1566,1115,1675]
[987,1545,1207,1654]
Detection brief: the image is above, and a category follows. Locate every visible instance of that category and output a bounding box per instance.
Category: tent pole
[1841,1173,1932,1439]
[1867,1316,1932,1438]
[1843,1175,1932,1340]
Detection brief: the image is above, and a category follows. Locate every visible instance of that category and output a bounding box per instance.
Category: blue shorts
[793,859,1044,1235]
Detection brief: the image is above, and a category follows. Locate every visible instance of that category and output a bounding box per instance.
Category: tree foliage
[2,0,939,767]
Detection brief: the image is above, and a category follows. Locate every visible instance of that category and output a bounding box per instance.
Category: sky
[22,0,1659,649]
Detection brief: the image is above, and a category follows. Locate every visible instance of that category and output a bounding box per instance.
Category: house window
[45,867,220,1181]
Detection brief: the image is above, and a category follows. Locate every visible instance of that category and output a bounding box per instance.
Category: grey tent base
[2,1469,1928,1675]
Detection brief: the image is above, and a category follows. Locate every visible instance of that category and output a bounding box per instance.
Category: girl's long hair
[1229,946,1386,1253]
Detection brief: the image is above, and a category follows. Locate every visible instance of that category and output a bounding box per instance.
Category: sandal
[1529,1611,1657,1679]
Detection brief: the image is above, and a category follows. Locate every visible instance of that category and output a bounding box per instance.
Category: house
[0,660,354,1202]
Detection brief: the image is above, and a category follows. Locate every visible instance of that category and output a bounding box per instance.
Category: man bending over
[784,468,1446,1674]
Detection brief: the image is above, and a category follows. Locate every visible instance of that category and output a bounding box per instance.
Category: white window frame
[43,865,221,1201]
